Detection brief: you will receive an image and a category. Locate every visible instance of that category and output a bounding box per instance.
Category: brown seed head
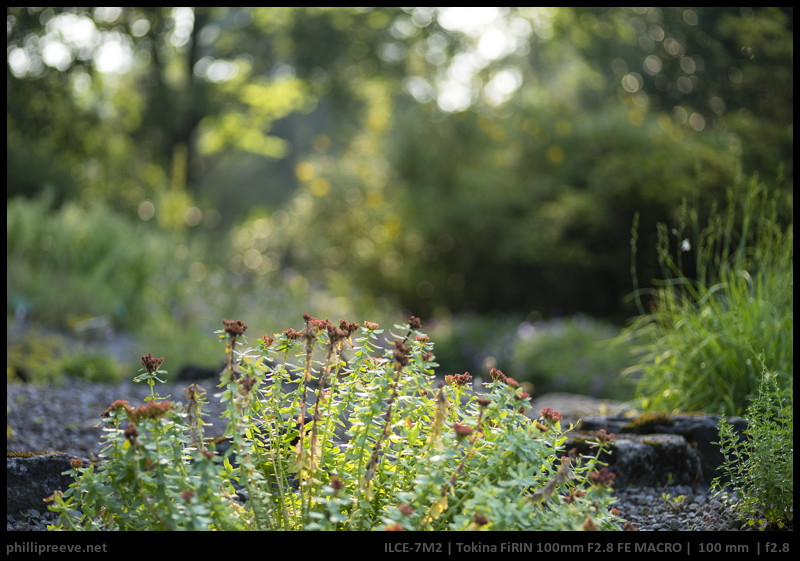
[222,319,247,337]
[140,353,164,374]
[540,407,563,422]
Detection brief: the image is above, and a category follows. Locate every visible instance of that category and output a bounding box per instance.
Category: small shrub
[49,316,626,531]
[428,314,636,402]
[6,195,168,329]
[509,315,635,401]
[59,351,125,383]
[711,358,793,530]
[7,326,125,384]
[7,329,68,384]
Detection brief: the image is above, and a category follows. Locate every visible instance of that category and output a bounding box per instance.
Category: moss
[7,450,66,458]
[6,329,68,384]
[621,411,674,433]
[7,451,36,458]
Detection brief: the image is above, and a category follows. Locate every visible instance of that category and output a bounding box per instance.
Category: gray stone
[6,453,82,514]
[579,413,748,484]
[564,432,704,487]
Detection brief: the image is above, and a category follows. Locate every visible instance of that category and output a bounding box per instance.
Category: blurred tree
[259,7,791,319]
[7,7,792,321]
[6,7,407,222]
[552,7,792,183]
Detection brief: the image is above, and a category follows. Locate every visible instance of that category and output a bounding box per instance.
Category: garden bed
[8,380,782,531]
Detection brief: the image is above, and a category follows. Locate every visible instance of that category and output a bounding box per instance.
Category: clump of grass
[624,177,792,415]
[49,315,627,531]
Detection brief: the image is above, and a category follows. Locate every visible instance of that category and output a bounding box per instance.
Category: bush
[7,195,168,329]
[49,316,625,531]
[508,316,635,401]
[712,358,793,530]
[427,314,635,402]
[6,324,126,384]
[623,177,793,415]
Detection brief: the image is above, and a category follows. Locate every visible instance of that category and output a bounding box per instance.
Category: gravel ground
[5,379,777,532]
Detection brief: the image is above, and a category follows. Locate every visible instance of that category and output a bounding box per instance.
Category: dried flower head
[140,353,164,374]
[589,468,616,487]
[563,488,585,504]
[472,513,489,526]
[70,458,83,469]
[103,399,133,418]
[330,476,345,493]
[445,371,472,387]
[239,373,256,394]
[489,367,507,383]
[582,517,598,531]
[261,335,274,347]
[124,423,139,442]
[303,314,328,334]
[284,328,303,340]
[596,428,615,443]
[130,401,173,422]
[476,397,491,408]
[339,319,359,335]
[398,504,414,516]
[184,383,206,404]
[408,316,422,330]
[452,423,473,439]
[222,319,247,337]
[385,523,405,531]
[540,407,563,423]
[393,339,411,367]
[327,323,349,343]
[363,321,379,331]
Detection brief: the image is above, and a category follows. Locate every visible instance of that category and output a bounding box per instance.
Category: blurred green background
[7,8,793,404]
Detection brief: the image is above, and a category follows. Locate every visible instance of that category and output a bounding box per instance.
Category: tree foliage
[7,7,792,320]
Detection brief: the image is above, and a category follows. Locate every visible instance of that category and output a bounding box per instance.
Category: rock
[529,392,634,422]
[579,413,748,484]
[527,394,749,486]
[6,453,82,515]
[563,432,703,487]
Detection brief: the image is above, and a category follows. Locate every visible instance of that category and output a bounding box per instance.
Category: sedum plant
[49,315,625,531]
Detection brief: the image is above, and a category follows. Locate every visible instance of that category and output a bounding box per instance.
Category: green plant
[6,195,169,329]
[6,326,125,384]
[7,328,68,384]
[508,315,635,401]
[711,357,793,530]
[49,315,626,531]
[624,177,793,415]
[661,492,685,513]
[426,313,636,402]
